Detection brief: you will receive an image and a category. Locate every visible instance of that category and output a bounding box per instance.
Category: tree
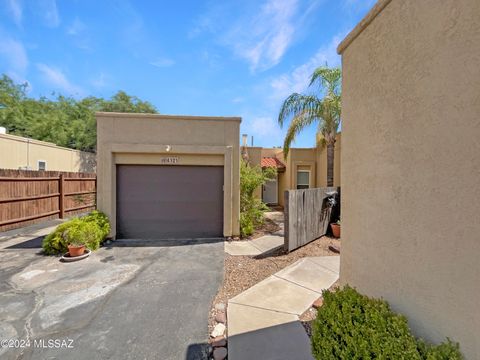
[0,74,158,153]
[240,159,276,237]
[277,67,341,186]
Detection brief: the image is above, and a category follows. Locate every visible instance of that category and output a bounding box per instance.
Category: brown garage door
[116,165,224,239]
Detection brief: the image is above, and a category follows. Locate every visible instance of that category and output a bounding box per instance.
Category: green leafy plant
[63,219,101,249]
[42,211,110,255]
[240,159,276,237]
[311,286,463,360]
[82,210,110,239]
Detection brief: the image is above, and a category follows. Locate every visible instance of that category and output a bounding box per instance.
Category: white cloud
[251,116,282,138]
[226,0,299,72]
[67,17,86,36]
[66,17,91,50]
[232,97,244,104]
[193,0,320,72]
[36,63,83,95]
[91,72,108,88]
[241,116,284,146]
[269,33,343,102]
[150,57,175,68]
[39,0,60,28]
[6,0,22,26]
[0,36,28,80]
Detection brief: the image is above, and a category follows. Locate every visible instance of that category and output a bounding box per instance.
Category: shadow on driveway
[110,237,225,247]
[5,236,44,249]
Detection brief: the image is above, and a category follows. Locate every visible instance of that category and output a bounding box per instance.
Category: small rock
[213,347,228,360]
[312,297,323,309]
[328,245,340,253]
[214,303,226,312]
[211,323,226,338]
[210,336,227,347]
[215,311,226,324]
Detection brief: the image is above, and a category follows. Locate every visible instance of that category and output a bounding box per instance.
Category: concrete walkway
[224,235,284,256]
[227,256,340,360]
[225,211,285,256]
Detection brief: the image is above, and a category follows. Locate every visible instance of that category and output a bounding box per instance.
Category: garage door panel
[117,165,224,239]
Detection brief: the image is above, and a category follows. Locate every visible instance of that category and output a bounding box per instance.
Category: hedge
[311,286,462,360]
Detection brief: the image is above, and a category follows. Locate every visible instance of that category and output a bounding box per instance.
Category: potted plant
[331,218,341,238]
[62,219,91,257]
[67,239,86,257]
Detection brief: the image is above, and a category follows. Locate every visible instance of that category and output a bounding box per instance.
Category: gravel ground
[208,235,341,334]
[239,217,281,241]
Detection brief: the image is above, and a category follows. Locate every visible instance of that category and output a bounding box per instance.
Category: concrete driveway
[0,223,224,360]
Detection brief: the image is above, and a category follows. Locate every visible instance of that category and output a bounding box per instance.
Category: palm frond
[278,93,323,128]
[309,67,342,97]
[316,132,327,148]
[282,112,317,157]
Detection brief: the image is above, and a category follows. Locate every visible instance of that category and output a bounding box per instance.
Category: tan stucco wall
[288,148,316,190]
[244,142,341,207]
[0,133,96,172]
[339,0,480,358]
[96,112,241,238]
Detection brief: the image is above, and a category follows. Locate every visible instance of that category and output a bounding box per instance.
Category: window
[296,170,310,189]
[38,160,47,171]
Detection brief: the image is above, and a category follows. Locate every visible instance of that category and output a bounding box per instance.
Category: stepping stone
[250,235,284,253]
[224,241,261,256]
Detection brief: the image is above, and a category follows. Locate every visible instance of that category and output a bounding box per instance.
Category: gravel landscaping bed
[208,235,341,335]
[237,217,281,241]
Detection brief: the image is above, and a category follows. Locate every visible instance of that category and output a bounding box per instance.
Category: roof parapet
[337,0,393,54]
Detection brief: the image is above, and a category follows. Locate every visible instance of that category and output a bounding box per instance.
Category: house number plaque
[161,157,179,164]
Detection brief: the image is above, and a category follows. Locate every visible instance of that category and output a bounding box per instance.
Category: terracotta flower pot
[331,223,341,238]
[68,244,86,257]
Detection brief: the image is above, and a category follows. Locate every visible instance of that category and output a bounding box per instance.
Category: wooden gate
[284,187,338,252]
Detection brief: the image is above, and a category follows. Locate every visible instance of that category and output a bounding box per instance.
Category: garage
[96,112,240,239]
[116,165,224,239]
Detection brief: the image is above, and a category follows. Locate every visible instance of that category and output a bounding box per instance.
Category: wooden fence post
[59,174,65,218]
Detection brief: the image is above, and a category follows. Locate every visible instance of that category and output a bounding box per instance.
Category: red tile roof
[261,157,285,168]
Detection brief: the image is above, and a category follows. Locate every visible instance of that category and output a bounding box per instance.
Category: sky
[0,0,375,148]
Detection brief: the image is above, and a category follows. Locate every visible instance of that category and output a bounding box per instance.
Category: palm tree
[277,66,341,187]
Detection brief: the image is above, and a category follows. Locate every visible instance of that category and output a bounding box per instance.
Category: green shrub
[240,159,276,237]
[62,219,103,249]
[42,211,110,255]
[311,286,462,360]
[42,221,76,255]
[82,210,110,239]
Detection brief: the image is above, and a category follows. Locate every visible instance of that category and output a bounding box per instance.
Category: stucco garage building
[96,112,240,239]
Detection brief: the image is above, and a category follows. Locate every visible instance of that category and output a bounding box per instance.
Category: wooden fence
[0,169,96,232]
[284,187,339,252]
